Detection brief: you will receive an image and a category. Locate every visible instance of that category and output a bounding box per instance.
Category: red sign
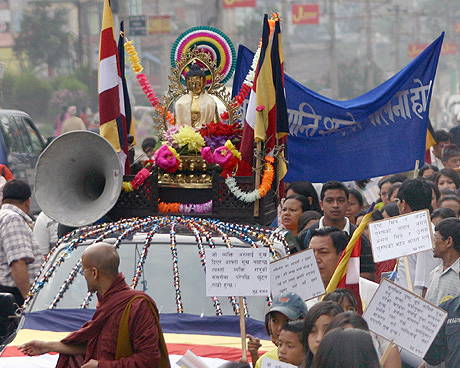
[292,4,320,25]
[408,42,458,58]
[222,0,256,8]
[148,16,171,34]
[455,23,460,34]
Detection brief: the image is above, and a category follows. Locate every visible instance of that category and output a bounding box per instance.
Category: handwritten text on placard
[363,279,447,358]
[270,249,325,300]
[369,209,433,262]
[261,357,297,368]
[206,248,270,297]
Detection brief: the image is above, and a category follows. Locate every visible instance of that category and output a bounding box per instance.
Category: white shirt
[33,211,58,255]
[394,249,441,296]
[430,147,444,169]
[318,216,351,234]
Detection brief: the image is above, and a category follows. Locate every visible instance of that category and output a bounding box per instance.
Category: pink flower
[200,146,214,163]
[256,105,265,112]
[154,145,180,173]
[212,146,233,166]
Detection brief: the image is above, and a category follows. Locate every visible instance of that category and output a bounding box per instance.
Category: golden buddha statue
[174,64,219,129]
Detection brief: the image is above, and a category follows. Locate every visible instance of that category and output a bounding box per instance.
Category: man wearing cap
[248,292,307,368]
[0,179,43,305]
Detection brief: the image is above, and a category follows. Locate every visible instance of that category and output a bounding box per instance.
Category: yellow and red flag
[99,0,129,173]
[237,14,289,177]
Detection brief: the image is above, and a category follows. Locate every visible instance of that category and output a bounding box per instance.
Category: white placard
[261,357,297,368]
[363,279,447,358]
[368,209,433,262]
[205,248,270,297]
[270,249,325,301]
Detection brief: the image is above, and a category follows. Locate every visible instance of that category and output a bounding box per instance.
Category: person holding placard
[424,218,460,305]
[251,292,307,368]
[393,178,440,296]
[307,228,402,368]
[297,181,376,282]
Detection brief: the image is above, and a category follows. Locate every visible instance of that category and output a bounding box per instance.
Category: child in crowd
[249,292,308,367]
[278,320,305,367]
[327,312,402,368]
[322,288,358,312]
[311,328,380,368]
[302,301,343,368]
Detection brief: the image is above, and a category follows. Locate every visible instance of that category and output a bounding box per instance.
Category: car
[0,216,291,367]
[0,110,47,214]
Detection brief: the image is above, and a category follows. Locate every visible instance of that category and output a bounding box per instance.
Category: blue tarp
[232,33,444,182]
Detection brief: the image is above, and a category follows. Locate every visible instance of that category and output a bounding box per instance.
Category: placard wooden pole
[379,340,395,366]
[403,255,413,292]
[413,159,420,178]
[239,296,247,361]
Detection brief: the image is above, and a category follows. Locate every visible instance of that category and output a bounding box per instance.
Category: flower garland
[124,39,174,125]
[122,168,151,192]
[225,156,275,202]
[158,199,212,214]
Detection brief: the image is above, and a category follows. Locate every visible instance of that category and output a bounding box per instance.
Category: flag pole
[379,340,395,366]
[253,142,263,217]
[403,159,420,293]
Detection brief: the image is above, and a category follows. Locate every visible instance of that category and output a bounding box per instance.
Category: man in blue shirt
[424,295,460,367]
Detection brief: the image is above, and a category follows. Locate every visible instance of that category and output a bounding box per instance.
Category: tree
[13,2,72,77]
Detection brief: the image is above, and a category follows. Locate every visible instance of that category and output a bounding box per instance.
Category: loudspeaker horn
[35,131,123,227]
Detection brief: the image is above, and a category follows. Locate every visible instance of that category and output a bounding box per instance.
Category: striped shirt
[425,257,460,306]
[0,204,43,287]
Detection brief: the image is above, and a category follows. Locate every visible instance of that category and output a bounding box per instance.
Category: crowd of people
[3,126,460,367]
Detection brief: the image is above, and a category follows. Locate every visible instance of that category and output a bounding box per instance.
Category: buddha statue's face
[186,75,205,95]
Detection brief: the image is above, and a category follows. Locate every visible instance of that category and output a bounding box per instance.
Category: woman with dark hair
[346,188,363,225]
[311,328,380,368]
[302,301,344,368]
[435,168,460,191]
[323,289,358,312]
[387,182,402,202]
[285,181,321,213]
[280,194,311,236]
[418,164,439,179]
[297,211,321,233]
[426,180,441,211]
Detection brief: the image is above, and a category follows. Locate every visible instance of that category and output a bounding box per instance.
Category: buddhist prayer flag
[99,0,129,174]
[237,15,289,176]
[233,33,444,182]
[324,203,375,314]
[0,309,272,366]
[118,20,135,149]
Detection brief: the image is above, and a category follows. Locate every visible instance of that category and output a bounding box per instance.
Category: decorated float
[108,25,281,225]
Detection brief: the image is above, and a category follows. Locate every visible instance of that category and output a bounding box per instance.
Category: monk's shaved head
[82,242,119,276]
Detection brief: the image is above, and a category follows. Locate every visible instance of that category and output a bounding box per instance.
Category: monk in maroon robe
[19,242,170,368]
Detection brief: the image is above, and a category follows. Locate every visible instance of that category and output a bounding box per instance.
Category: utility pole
[394,4,401,72]
[328,0,339,99]
[364,0,374,91]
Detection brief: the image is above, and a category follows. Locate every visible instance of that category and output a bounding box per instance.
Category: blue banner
[232,33,444,182]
